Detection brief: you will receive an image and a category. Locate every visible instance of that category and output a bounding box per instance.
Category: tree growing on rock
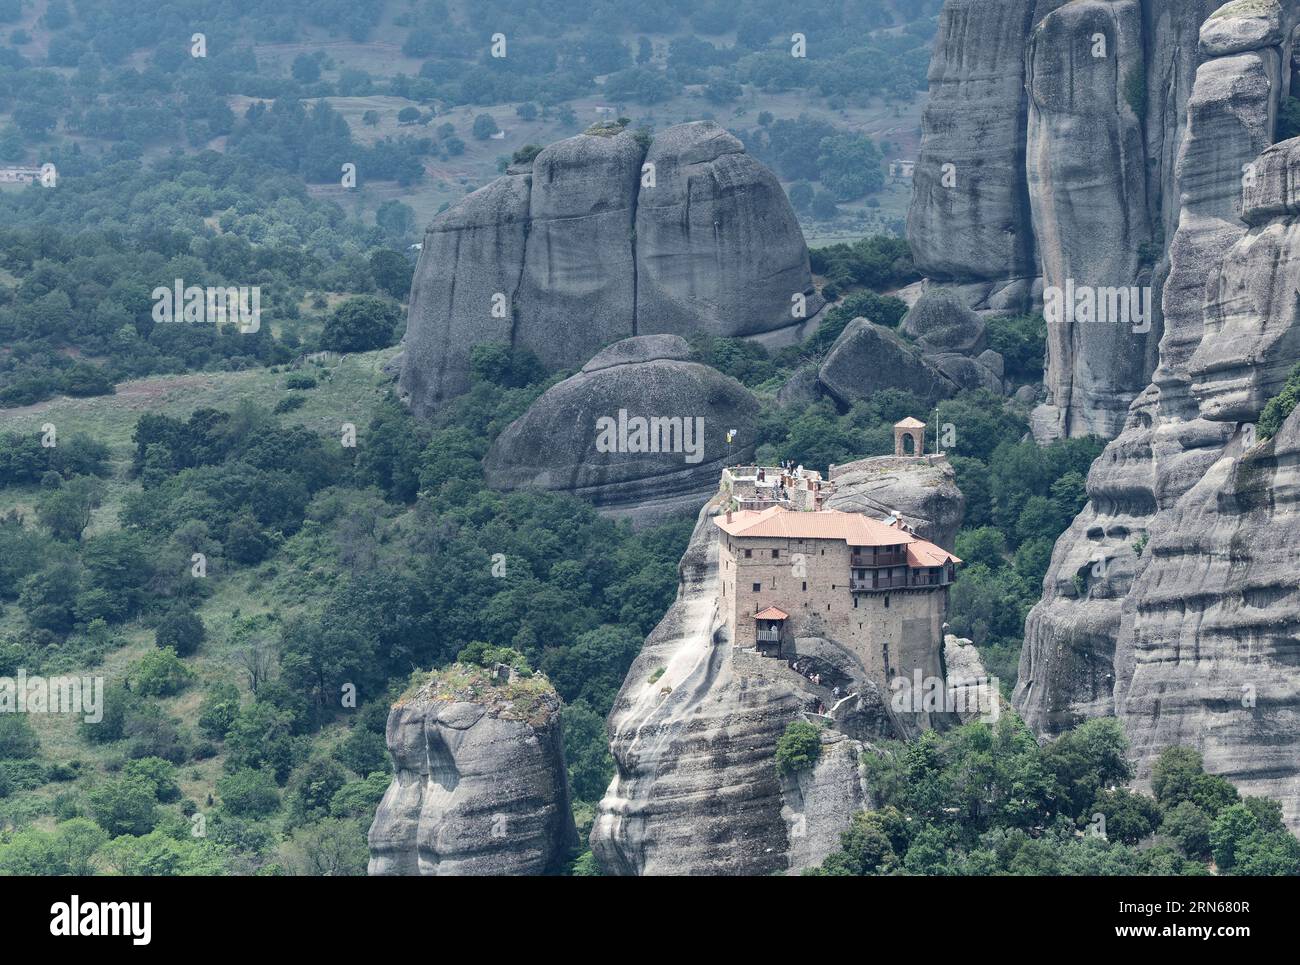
[775,720,822,776]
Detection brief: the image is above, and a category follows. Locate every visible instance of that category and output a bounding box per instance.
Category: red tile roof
[907,542,960,567]
[716,507,960,564]
[716,506,909,546]
[754,606,789,620]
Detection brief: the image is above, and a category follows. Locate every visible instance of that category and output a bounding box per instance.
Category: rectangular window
[752,583,761,593]
[744,549,752,559]
[771,549,780,559]
[802,581,807,592]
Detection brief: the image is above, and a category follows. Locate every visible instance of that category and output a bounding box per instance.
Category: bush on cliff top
[775,720,823,776]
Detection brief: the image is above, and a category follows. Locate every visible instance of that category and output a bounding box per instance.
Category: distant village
[0,167,43,185]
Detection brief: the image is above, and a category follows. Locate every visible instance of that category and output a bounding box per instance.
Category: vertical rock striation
[635,122,823,338]
[399,121,819,415]
[1111,408,1300,828]
[1017,2,1291,736]
[1027,0,1155,440]
[399,176,531,418]
[514,130,644,370]
[368,666,578,875]
[906,0,1039,309]
[910,0,1222,439]
[1016,3,1300,828]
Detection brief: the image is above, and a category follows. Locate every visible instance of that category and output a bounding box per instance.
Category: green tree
[468,342,547,388]
[1151,746,1238,816]
[278,817,369,875]
[775,720,822,776]
[217,768,281,817]
[224,701,300,782]
[0,819,107,875]
[1210,802,1258,871]
[1232,827,1300,875]
[291,53,321,83]
[563,700,614,802]
[816,133,884,200]
[540,625,642,713]
[954,527,1007,569]
[375,200,416,245]
[87,775,159,836]
[122,757,181,802]
[1042,718,1134,820]
[198,682,243,740]
[0,714,39,758]
[154,605,206,656]
[321,295,402,352]
[1161,801,1213,858]
[224,512,270,565]
[1257,362,1300,441]
[131,646,194,697]
[329,772,389,817]
[288,756,350,823]
[816,807,905,875]
[37,476,103,541]
[369,249,414,299]
[1090,787,1161,845]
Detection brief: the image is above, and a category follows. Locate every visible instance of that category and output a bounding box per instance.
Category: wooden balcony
[850,550,908,568]
[756,629,781,644]
[850,570,951,592]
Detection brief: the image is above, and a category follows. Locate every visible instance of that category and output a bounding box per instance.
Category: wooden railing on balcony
[756,629,780,644]
[850,550,908,568]
[850,570,951,592]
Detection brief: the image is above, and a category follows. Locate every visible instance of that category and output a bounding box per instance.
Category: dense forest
[1,0,1296,880]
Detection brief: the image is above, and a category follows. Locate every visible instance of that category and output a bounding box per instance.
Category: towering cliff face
[1015,4,1300,827]
[1027,0,1156,440]
[399,121,820,416]
[1114,408,1300,827]
[907,0,1039,309]
[399,176,531,420]
[513,130,643,370]
[593,461,967,875]
[635,123,821,338]
[910,0,1222,439]
[368,665,578,875]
